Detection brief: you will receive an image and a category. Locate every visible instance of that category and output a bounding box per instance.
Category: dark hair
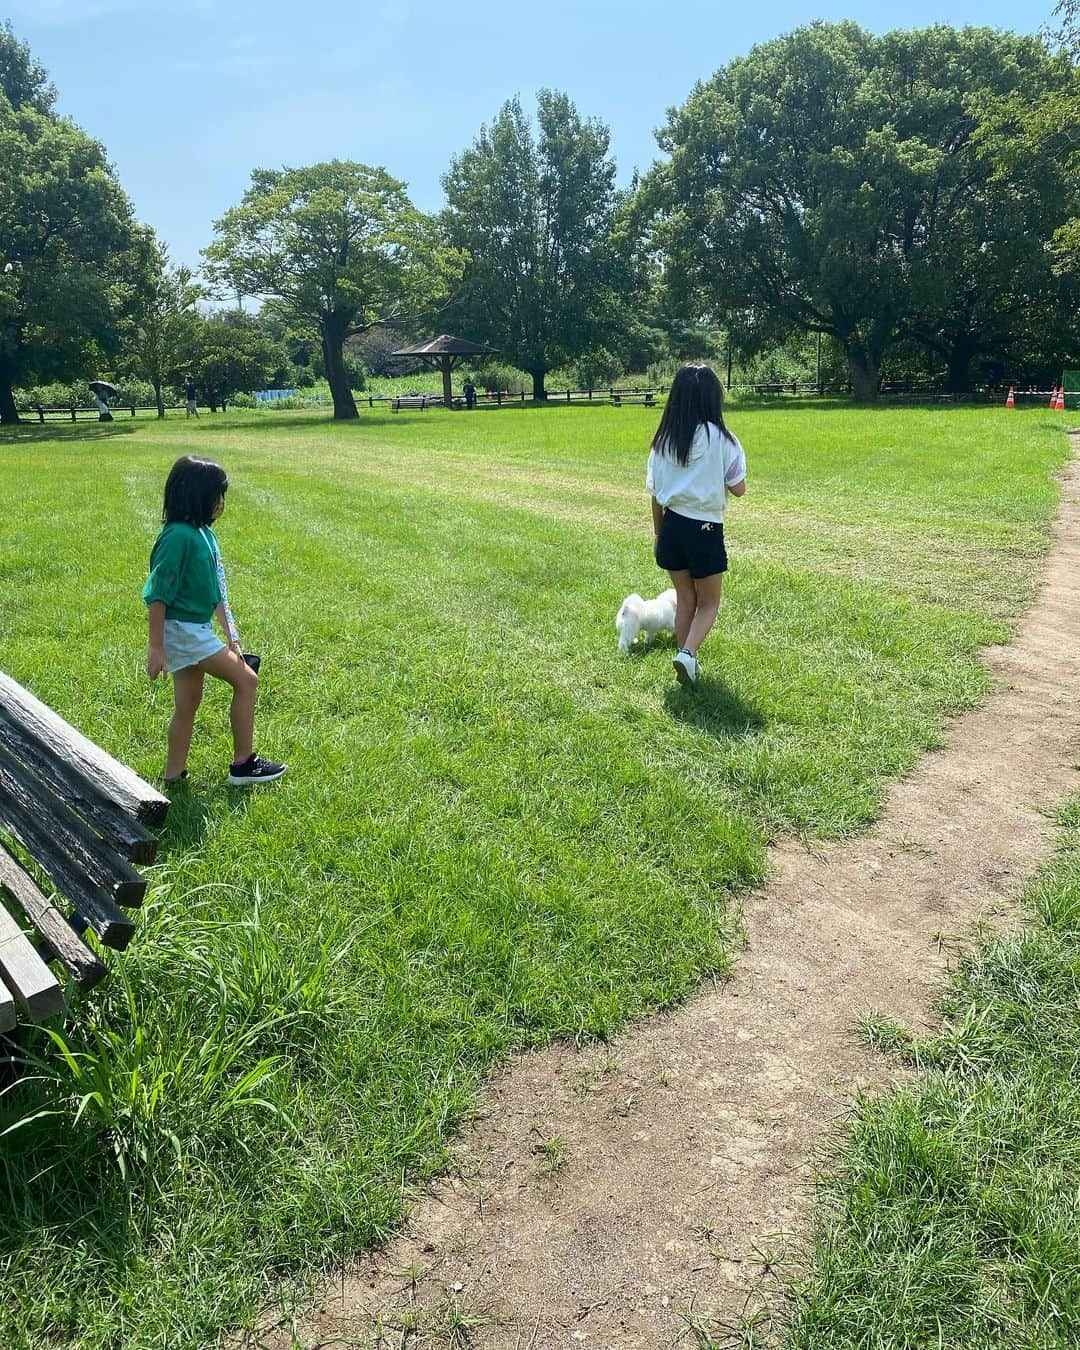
[162,455,228,527]
[651,363,732,465]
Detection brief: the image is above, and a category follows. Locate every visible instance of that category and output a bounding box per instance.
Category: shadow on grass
[0,420,141,443]
[155,773,280,852]
[156,782,212,851]
[664,676,765,739]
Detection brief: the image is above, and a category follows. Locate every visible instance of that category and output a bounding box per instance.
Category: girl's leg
[684,573,724,655]
[166,666,205,780]
[197,646,259,764]
[668,570,697,648]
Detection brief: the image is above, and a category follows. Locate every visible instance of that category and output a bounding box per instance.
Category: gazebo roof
[391,334,495,357]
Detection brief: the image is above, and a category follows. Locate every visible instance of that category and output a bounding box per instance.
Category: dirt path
[256,440,1080,1350]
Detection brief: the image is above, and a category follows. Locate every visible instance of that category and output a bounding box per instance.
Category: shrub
[574,348,624,390]
[351,326,413,377]
[474,363,529,395]
[112,378,156,406]
[14,380,92,409]
[343,351,366,392]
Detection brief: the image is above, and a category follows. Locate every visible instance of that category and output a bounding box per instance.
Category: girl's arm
[215,601,241,651]
[725,438,747,497]
[651,495,664,537]
[147,602,167,679]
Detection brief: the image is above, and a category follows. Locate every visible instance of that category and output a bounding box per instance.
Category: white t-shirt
[646,423,747,523]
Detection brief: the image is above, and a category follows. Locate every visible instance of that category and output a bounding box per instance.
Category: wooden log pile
[0,671,169,1031]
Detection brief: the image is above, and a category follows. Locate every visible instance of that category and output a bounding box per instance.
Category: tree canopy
[186,312,284,411]
[119,240,203,416]
[204,161,460,419]
[0,27,142,423]
[441,91,630,399]
[649,22,1079,398]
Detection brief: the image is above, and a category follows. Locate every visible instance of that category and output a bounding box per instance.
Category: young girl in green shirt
[143,455,286,787]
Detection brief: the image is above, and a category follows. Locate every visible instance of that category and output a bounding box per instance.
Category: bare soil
[252,439,1080,1350]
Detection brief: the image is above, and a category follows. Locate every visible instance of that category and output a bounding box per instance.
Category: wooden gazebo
[391,335,495,409]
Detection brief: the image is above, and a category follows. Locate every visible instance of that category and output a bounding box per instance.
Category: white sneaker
[673,649,699,685]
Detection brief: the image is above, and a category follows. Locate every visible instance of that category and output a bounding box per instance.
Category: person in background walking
[463,376,477,410]
[646,363,747,686]
[184,375,199,418]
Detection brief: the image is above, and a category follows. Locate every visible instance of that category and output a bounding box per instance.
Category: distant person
[143,455,286,786]
[646,363,746,685]
[463,377,477,410]
[184,375,199,418]
[90,383,113,421]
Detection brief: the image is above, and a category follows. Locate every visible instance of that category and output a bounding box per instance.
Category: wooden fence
[19,403,193,423]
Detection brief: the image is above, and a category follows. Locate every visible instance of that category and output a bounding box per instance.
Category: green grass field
[0,401,1071,1347]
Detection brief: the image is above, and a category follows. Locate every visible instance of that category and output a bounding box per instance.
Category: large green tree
[204,161,459,419]
[442,91,629,400]
[976,5,1080,281]
[119,238,203,416]
[0,26,142,424]
[185,312,285,411]
[650,22,1077,399]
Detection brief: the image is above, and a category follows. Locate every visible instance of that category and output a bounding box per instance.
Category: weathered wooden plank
[0,810,135,951]
[0,848,108,988]
[0,900,63,1022]
[0,978,14,1033]
[0,742,147,907]
[0,671,169,826]
[0,708,158,864]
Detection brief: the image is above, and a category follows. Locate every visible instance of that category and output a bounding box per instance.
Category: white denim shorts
[164,619,226,674]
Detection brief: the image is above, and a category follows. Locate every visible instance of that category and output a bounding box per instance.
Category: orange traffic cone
[1049,386,1060,409]
[1056,387,1066,411]
[1005,386,1016,408]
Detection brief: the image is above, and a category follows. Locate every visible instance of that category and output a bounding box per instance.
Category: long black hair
[651,363,732,465]
[162,455,228,527]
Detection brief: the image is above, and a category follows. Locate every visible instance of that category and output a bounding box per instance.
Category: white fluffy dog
[615,587,677,652]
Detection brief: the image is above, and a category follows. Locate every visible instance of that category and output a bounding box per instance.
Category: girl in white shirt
[646,363,746,684]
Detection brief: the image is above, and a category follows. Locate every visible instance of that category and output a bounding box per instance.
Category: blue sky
[7,0,1053,273]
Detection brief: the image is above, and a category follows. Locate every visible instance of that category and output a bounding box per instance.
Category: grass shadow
[155,783,213,852]
[623,634,678,661]
[664,676,766,739]
[154,775,285,853]
[0,420,141,444]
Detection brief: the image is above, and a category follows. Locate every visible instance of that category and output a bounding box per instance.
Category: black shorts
[655,509,728,578]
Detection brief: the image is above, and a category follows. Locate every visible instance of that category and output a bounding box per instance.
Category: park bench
[0,671,169,1031]
[390,394,445,412]
[610,390,656,407]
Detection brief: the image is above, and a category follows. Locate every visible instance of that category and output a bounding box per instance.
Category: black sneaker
[227,754,288,786]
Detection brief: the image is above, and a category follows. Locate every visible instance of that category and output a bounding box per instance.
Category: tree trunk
[154,380,165,418]
[944,343,975,394]
[322,323,358,420]
[846,348,879,403]
[0,356,20,425]
[530,369,547,400]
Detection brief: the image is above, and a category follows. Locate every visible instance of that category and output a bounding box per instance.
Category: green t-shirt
[142,522,222,623]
